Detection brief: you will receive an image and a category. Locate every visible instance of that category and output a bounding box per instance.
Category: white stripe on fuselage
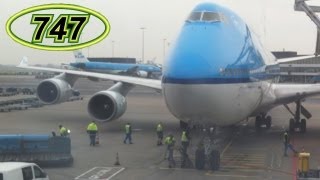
[162,81,275,126]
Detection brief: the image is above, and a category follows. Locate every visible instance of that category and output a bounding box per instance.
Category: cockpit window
[187,11,223,22]
[188,12,202,21]
[202,12,221,22]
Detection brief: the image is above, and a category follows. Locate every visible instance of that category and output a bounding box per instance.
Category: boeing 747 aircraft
[69,50,162,79]
[18,2,320,169]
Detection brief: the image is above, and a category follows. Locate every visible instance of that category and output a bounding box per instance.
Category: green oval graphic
[6,4,110,51]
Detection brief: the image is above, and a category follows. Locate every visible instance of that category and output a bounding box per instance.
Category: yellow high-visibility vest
[87,123,98,131]
[157,124,163,132]
[165,136,175,145]
[181,131,188,142]
[125,124,130,134]
[60,127,67,136]
[283,132,288,142]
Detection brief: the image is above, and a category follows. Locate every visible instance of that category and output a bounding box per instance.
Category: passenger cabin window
[0,173,3,180]
[187,11,223,22]
[22,166,33,180]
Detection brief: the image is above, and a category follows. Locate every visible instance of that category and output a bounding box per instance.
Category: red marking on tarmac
[292,137,297,180]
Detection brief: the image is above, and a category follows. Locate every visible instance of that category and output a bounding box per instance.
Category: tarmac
[1,75,320,180]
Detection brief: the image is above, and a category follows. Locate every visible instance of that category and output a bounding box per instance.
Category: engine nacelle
[37,78,73,104]
[136,71,148,78]
[88,91,127,122]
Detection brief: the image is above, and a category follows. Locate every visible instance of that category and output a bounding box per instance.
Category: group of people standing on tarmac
[57,121,134,146]
[57,121,99,146]
[57,121,189,168]
[156,122,190,168]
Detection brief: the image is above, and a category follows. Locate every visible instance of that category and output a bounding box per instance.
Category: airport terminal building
[276,55,320,83]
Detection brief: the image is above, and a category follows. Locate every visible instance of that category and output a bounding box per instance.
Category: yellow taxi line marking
[221,168,264,172]
[159,167,197,171]
[222,157,265,160]
[205,173,259,178]
[221,139,233,157]
[221,165,265,169]
[223,153,266,155]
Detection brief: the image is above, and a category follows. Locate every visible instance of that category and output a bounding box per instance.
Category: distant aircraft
[18,2,320,169]
[70,50,162,79]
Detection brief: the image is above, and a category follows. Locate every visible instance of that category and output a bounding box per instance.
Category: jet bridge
[295,0,320,55]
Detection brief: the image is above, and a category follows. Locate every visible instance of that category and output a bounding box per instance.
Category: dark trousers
[181,141,189,155]
[89,133,96,146]
[157,131,163,145]
[167,146,175,168]
[124,133,132,143]
[284,142,297,156]
[181,141,189,167]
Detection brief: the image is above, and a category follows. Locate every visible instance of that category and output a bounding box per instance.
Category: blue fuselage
[161,2,277,125]
[162,3,276,84]
[70,62,162,74]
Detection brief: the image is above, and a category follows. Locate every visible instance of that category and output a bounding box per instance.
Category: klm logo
[76,53,84,58]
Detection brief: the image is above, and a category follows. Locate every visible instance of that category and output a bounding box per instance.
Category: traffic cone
[114,152,120,166]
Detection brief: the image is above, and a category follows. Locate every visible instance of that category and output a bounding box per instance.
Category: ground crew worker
[156,122,164,146]
[181,130,189,167]
[283,130,298,156]
[123,123,133,144]
[59,125,68,137]
[164,134,176,168]
[87,121,98,146]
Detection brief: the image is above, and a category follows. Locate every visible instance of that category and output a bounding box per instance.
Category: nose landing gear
[195,127,220,171]
[255,113,272,132]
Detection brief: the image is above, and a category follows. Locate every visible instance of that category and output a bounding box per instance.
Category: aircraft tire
[289,118,295,133]
[301,119,306,133]
[266,116,272,129]
[255,116,262,131]
[209,150,220,171]
[195,148,205,170]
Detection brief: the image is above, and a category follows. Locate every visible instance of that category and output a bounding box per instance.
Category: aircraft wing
[18,57,161,90]
[273,83,320,105]
[276,55,315,64]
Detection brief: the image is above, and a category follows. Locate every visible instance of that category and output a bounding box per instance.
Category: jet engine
[136,71,148,78]
[88,91,127,122]
[37,78,73,104]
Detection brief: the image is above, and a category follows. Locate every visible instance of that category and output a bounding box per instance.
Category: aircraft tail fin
[19,56,29,67]
[73,50,89,63]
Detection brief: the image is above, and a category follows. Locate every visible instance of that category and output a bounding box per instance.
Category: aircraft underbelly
[163,82,263,126]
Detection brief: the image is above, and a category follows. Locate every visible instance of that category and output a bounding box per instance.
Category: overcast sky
[1,0,320,65]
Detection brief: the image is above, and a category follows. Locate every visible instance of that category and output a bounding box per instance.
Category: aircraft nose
[163,25,226,82]
[164,51,215,80]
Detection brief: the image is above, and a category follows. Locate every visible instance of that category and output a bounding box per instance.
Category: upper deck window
[187,11,223,22]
